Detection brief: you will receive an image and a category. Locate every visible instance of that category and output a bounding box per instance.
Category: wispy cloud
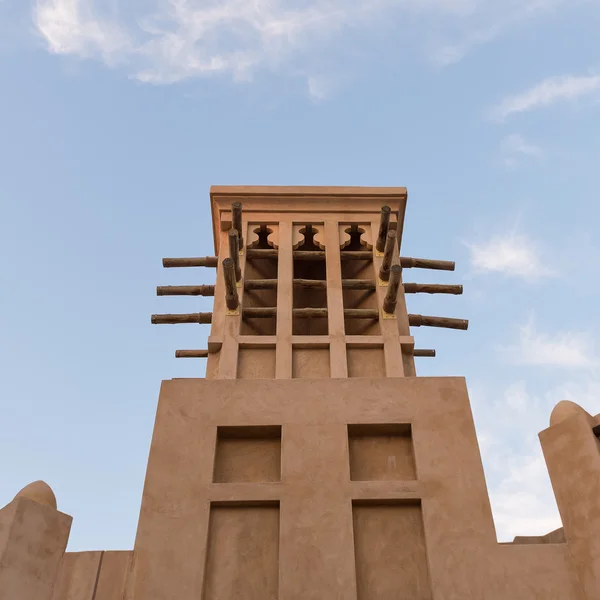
[501,316,598,369]
[430,0,566,67]
[31,0,591,87]
[490,73,600,120]
[33,0,129,61]
[471,379,600,541]
[465,230,553,279]
[500,133,542,169]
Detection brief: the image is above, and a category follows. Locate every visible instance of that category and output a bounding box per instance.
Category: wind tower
[147,186,469,599]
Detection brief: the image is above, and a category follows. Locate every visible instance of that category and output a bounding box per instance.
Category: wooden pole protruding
[379,230,397,282]
[223,258,239,311]
[163,257,218,268]
[403,283,463,295]
[156,285,215,296]
[408,314,469,330]
[383,265,402,314]
[413,349,436,357]
[175,350,209,358]
[228,229,242,281]
[400,257,455,271]
[151,313,212,324]
[376,205,392,253]
[231,202,243,246]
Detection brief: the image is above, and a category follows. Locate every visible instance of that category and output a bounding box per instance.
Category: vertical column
[540,405,600,600]
[276,221,293,378]
[217,221,247,379]
[324,220,348,378]
[371,218,405,377]
[0,482,71,600]
[279,424,357,599]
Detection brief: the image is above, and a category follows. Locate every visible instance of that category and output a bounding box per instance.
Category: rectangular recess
[352,500,432,600]
[347,347,385,378]
[238,347,276,379]
[203,502,280,600]
[214,426,282,483]
[292,347,330,378]
[348,424,416,481]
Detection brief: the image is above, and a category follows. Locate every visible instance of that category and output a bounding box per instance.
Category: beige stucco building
[2,186,599,600]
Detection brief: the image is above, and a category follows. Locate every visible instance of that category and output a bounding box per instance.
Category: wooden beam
[223,258,239,311]
[379,230,397,282]
[228,229,242,281]
[403,283,463,295]
[244,279,376,291]
[241,307,379,319]
[413,349,436,357]
[162,257,218,268]
[400,257,455,271]
[175,350,209,358]
[376,205,391,253]
[408,314,468,330]
[163,254,455,271]
[231,202,243,246]
[151,313,212,324]
[156,285,215,296]
[383,265,402,314]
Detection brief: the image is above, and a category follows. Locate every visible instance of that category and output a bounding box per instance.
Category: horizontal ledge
[175,350,209,358]
[243,308,379,320]
[209,482,282,504]
[210,185,407,197]
[413,349,436,358]
[350,481,421,501]
[245,279,376,291]
[157,285,215,296]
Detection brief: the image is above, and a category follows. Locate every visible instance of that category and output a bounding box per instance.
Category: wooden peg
[379,230,397,281]
[232,202,243,246]
[228,229,242,281]
[156,285,215,296]
[408,314,468,330]
[223,258,239,311]
[400,257,455,271]
[175,350,209,358]
[162,257,218,268]
[383,265,402,313]
[413,349,436,357]
[151,313,212,324]
[376,205,392,253]
[403,283,462,295]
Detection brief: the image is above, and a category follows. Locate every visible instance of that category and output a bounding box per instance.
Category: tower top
[154,184,466,374]
[209,185,408,254]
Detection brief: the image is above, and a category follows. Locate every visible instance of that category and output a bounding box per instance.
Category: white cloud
[31,0,593,86]
[465,231,553,279]
[471,379,600,541]
[500,134,542,169]
[430,0,574,67]
[33,0,128,61]
[490,73,600,120]
[501,317,598,369]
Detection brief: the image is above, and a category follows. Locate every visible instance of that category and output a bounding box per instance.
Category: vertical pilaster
[216,220,247,379]
[371,218,405,377]
[324,220,348,378]
[276,221,293,379]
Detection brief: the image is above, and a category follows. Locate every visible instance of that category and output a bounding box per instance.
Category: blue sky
[1,0,600,551]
